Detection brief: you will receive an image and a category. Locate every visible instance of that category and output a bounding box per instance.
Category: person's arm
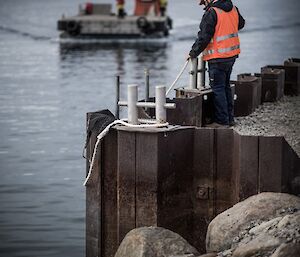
[189,9,217,59]
[236,6,245,30]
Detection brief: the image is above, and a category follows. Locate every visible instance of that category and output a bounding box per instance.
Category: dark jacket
[189,0,245,63]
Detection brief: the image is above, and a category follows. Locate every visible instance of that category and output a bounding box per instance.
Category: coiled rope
[83,119,169,186]
[84,60,189,186]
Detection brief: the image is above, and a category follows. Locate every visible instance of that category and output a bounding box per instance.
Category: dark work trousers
[208,60,235,125]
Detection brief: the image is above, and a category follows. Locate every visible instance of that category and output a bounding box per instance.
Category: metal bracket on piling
[118,85,176,125]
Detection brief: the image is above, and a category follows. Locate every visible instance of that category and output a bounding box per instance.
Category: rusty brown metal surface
[86,117,300,257]
[282,138,300,195]
[237,73,262,107]
[156,128,195,246]
[234,75,259,117]
[267,60,300,96]
[284,59,300,96]
[192,128,215,253]
[259,136,284,192]
[215,128,235,214]
[233,132,259,202]
[167,96,203,127]
[117,130,136,245]
[102,130,118,257]
[261,67,285,102]
[136,133,158,227]
[86,114,102,257]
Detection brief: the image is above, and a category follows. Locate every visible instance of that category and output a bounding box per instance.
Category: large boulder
[114,227,200,257]
[270,242,300,257]
[206,193,300,257]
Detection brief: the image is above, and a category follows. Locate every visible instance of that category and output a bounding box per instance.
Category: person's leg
[224,60,235,125]
[208,62,229,125]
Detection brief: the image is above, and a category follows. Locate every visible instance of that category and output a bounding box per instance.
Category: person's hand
[186,54,191,61]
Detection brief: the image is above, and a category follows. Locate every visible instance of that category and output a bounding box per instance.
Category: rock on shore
[114,227,200,257]
[206,192,300,257]
[114,193,300,257]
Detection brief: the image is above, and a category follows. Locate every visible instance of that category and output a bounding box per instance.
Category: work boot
[205,122,229,129]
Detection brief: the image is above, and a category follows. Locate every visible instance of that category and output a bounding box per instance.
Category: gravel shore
[234,95,300,156]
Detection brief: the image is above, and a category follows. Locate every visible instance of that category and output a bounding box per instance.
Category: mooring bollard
[197,54,206,89]
[145,69,150,102]
[189,57,198,89]
[118,84,176,125]
[128,84,138,125]
[155,86,167,124]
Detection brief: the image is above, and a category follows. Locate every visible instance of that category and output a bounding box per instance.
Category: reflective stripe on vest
[203,7,240,61]
[216,32,239,43]
[218,44,240,53]
[203,44,240,56]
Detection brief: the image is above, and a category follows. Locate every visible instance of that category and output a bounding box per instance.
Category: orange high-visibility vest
[203,7,240,61]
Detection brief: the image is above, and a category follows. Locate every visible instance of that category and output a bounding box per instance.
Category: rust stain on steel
[233,132,259,202]
[215,128,234,215]
[261,67,285,102]
[167,95,203,127]
[117,130,136,245]
[192,128,215,253]
[234,75,260,117]
[268,60,300,96]
[102,130,118,257]
[259,136,284,192]
[86,118,300,257]
[282,138,300,195]
[86,113,102,257]
[156,128,195,247]
[136,133,158,227]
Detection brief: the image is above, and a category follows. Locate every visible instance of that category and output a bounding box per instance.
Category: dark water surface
[0,0,299,256]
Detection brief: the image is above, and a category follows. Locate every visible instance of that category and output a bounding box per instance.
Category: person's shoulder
[234,6,241,12]
[203,7,217,20]
[205,7,217,15]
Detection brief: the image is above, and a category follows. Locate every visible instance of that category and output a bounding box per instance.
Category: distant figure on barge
[116,0,126,18]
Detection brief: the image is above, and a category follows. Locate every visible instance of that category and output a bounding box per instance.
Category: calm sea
[0,0,299,256]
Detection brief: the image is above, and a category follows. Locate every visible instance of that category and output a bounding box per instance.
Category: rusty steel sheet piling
[233,132,259,202]
[86,114,299,257]
[284,58,300,96]
[258,136,300,194]
[235,74,261,116]
[261,67,285,102]
[267,59,300,96]
[167,95,203,127]
[192,128,216,253]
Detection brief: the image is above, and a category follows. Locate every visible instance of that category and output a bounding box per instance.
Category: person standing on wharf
[188,0,245,127]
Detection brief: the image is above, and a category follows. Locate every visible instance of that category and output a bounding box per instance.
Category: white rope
[84,60,190,186]
[83,119,169,186]
[166,60,189,96]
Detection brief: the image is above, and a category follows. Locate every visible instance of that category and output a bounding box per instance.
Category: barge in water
[57,1,173,39]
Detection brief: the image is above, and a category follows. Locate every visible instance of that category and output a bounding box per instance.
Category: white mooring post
[155,85,167,124]
[119,84,175,125]
[128,84,138,125]
[197,53,206,89]
[189,57,198,89]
